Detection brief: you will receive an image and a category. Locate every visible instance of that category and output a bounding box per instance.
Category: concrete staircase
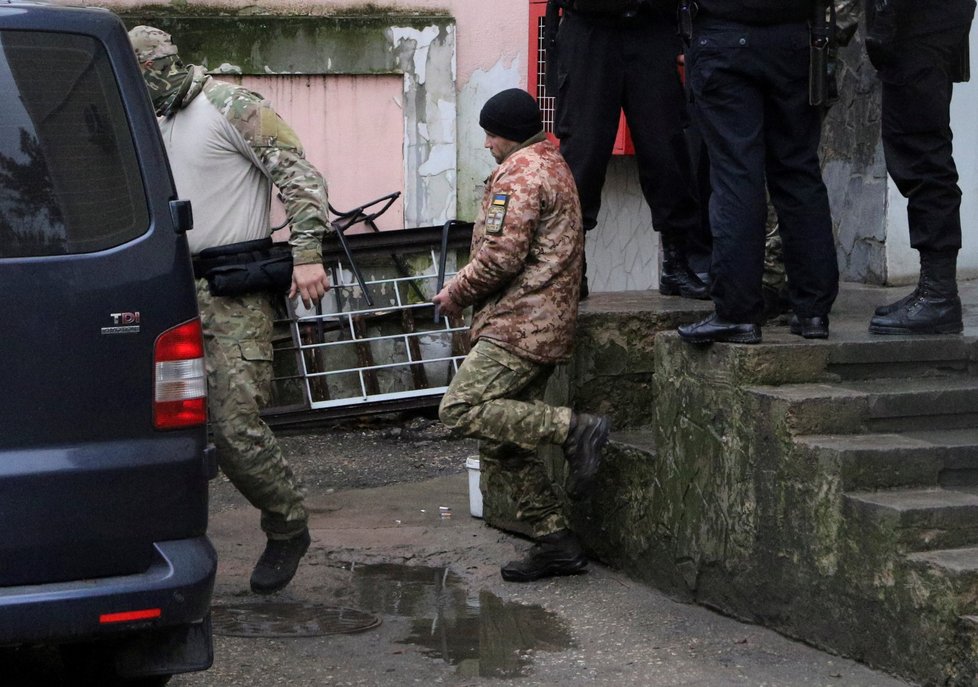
[560,290,978,686]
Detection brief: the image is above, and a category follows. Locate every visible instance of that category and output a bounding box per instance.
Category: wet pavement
[167,460,914,687]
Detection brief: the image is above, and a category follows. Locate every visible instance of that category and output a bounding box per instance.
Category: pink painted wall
[237,74,405,231]
[101,0,531,224]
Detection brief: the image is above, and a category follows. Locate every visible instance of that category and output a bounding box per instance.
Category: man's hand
[432,286,462,319]
[290,262,331,309]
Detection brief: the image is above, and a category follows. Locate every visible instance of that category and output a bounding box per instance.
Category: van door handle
[170,199,194,234]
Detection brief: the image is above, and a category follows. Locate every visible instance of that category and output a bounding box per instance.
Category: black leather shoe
[250,528,311,594]
[500,530,588,583]
[678,313,761,345]
[789,315,829,339]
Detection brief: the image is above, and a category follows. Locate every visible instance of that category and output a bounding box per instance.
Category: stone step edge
[846,487,978,512]
[749,375,978,402]
[907,546,978,575]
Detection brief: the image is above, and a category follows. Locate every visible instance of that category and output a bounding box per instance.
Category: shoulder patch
[485,193,508,234]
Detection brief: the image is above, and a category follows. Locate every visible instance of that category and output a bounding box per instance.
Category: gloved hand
[865,0,899,68]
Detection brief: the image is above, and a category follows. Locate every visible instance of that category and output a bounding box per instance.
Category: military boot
[869,251,963,335]
[250,528,311,594]
[563,412,611,498]
[874,287,919,317]
[659,236,709,300]
[500,530,588,582]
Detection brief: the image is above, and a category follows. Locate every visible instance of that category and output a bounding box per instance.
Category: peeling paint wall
[388,23,457,226]
[106,9,458,229]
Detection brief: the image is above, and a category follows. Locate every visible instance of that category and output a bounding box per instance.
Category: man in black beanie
[434,88,611,583]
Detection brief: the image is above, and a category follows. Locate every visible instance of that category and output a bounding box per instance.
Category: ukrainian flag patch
[485,193,509,234]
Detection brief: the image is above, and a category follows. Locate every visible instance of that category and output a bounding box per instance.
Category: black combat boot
[563,412,611,498]
[500,530,588,582]
[869,251,963,335]
[874,287,919,317]
[659,236,709,300]
[250,528,311,594]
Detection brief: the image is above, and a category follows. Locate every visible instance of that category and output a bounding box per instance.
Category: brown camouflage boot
[500,530,588,582]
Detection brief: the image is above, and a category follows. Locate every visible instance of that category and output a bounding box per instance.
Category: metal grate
[285,250,469,411]
[536,16,556,134]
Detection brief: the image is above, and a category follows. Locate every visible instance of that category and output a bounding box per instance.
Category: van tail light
[100,608,162,625]
[154,318,207,429]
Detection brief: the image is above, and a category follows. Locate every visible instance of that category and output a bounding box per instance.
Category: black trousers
[554,11,698,239]
[876,26,970,254]
[687,19,838,323]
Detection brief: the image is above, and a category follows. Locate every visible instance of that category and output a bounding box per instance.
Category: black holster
[192,237,294,297]
[809,0,839,108]
[544,0,564,94]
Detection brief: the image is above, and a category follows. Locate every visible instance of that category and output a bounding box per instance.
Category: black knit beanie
[479,88,543,143]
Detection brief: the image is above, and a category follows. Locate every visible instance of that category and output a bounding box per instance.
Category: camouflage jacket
[447,138,583,365]
[201,79,330,265]
[160,70,329,264]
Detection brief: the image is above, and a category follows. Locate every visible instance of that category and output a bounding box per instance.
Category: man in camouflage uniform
[129,26,332,594]
[434,89,611,583]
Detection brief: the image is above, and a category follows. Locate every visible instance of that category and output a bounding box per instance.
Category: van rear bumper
[0,536,216,646]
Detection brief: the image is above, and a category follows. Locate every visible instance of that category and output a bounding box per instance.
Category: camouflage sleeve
[447,167,540,308]
[208,82,331,265]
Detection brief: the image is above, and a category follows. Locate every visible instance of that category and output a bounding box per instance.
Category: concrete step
[822,337,976,381]
[845,488,978,552]
[751,376,978,435]
[906,547,978,613]
[795,429,978,491]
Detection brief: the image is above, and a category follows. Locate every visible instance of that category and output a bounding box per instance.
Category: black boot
[563,412,611,498]
[869,251,962,335]
[250,528,311,594]
[500,530,588,582]
[659,236,709,300]
[874,287,919,317]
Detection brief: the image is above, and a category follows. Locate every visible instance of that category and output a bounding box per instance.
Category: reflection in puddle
[351,563,574,678]
[211,602,382,637]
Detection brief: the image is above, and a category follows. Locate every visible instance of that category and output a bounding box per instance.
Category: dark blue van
[0,2,215,684]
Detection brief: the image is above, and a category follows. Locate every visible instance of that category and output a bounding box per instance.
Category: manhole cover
[211,603,382,637]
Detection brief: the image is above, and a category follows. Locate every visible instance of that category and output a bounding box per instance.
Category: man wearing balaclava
[434,88,611,583]
[128,25,331,595]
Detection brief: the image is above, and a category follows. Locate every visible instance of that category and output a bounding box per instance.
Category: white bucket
[465,457,483,518]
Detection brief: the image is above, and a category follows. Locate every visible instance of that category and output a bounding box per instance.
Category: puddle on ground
[211,602,382,637]
[351,562,574,678]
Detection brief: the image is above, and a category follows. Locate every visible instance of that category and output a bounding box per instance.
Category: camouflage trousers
[764,198,787,293]
[197,281,307,539]
[439,339,574,538]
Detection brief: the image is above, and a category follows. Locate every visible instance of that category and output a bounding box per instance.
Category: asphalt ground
[170,414,913,687]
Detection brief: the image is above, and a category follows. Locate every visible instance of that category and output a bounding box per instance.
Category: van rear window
[0,30,148,258]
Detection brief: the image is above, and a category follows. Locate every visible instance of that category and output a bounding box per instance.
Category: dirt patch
[210,414,478,512]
